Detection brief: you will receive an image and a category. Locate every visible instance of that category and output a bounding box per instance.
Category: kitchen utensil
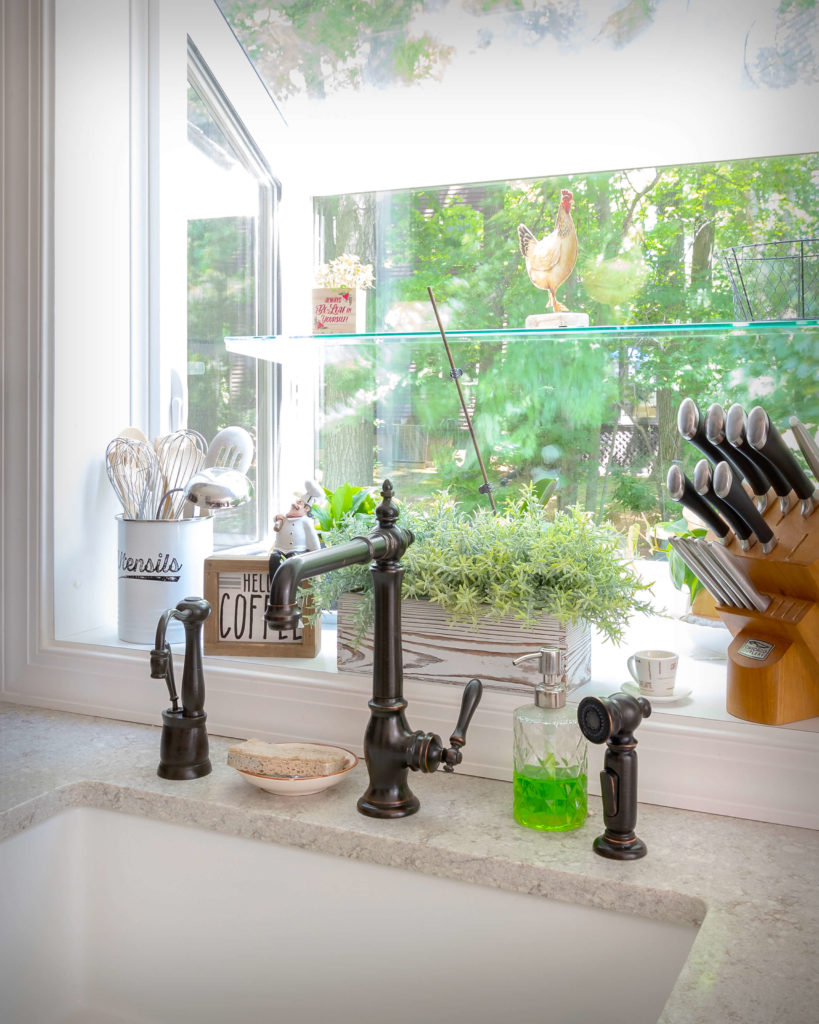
[747,407,816,517]
[789,416,819,482]
[665,465,732,542]
[711,461,777,553]
[725,404,792,514]
[677,397,722,464]
[117,426,148,443]
[706,541,771,613]
[106,437,162,520]
[154,430,207,520]
[704,402,771,508]
[691,460,756,550]
[204,425,254,474]
[669,537,736,608]
[682,537,752,609]
[184,467,253,511]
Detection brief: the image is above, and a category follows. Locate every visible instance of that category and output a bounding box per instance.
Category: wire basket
[718,238,818,320]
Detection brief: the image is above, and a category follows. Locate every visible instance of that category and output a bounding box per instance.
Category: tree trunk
[655,386,680,518]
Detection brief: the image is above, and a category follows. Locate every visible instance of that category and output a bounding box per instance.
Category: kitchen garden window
[3,0,818,830]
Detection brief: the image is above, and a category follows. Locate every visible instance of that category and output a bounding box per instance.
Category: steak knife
[725,403,792,514]
[706,541,771,613]
[789,416,819,482]
[704,402,771,508]
[712,461,777,553]
[668,538,736,607]
[747,407,816,517]
[683,537,752,609]
[692,460,756,550]
[666,465,732,543]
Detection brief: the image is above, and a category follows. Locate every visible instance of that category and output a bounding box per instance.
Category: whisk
[106,437,162,520]
[154,429,207,519]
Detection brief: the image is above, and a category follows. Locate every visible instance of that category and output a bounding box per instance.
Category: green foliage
[308,489,653,644]
[312,483,377,533]
[606,469,656,514]
[315,151,819,524]
[652,517,707,603]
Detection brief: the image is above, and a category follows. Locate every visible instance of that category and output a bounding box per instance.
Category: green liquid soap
[513,766,587,832]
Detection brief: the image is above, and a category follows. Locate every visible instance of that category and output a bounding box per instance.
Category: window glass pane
[186,83,259,544]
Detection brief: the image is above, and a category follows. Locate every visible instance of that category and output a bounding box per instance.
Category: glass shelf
[226,319,819,362]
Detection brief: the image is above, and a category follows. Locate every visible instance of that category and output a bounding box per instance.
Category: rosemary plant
[308,490,653,645]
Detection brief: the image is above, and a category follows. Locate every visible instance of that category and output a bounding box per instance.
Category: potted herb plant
[308,488,653,693]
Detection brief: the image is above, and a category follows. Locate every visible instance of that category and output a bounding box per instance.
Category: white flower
[314,253,375,289]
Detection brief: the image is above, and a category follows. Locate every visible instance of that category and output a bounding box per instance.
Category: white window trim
[2,0,817,830]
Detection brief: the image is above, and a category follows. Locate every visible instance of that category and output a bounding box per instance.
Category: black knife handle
[746,407,815,500]
[691,460,755,543]
[724,404,792,498]
[666,465,731,540]
[704,403,772,497]
[712,461,776,546]
[677,397,722,464]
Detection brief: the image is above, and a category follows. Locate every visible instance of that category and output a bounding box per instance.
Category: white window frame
[2,0,818,830]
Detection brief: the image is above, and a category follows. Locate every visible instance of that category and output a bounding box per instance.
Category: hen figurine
[518,189,578,313]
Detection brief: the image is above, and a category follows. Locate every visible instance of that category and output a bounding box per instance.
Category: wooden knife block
[712,498,819,725]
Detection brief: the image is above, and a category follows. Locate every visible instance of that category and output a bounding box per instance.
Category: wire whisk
[105,437,162,520]
[154,429,208,519]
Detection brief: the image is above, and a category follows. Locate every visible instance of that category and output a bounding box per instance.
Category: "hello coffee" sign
[203,553,320,657]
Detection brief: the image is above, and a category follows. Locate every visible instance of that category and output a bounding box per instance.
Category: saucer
[622,681,692,704]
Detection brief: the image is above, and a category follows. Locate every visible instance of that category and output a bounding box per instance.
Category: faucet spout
[265,537,386,632]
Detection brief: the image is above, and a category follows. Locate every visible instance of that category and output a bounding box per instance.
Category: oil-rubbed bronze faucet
[150,596,212,781]
[265,480,483,818]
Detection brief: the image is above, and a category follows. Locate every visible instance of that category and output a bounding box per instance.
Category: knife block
[712,499,819,725]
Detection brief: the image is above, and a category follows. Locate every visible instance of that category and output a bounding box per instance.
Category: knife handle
[712,461,776,551]
[724,404,792,498]
[666,465,731,540]
[789,416,819,482]
[677,397,722,464]
[747,407,815,501]
[704,402,772,498]
[691,460,755,544]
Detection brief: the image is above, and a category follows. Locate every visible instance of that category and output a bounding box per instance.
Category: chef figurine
[268,479,324,578]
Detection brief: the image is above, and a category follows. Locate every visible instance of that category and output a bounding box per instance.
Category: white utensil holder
[117,515,214,644]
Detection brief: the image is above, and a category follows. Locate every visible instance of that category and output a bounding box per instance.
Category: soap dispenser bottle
[512,647,588,831]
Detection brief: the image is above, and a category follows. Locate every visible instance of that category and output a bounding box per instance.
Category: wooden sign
[311,288,365,334]
[203,554,320,658]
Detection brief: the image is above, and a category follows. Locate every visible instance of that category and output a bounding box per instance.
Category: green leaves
[309,489,653,644]
[312,483,377,533]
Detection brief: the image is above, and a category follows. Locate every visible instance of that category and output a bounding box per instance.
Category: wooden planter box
[336,594,591,694]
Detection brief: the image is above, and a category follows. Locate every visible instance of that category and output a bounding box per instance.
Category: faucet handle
[442,677,483,771]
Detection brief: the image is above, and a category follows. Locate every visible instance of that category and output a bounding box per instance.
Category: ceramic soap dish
[227,739,357,796]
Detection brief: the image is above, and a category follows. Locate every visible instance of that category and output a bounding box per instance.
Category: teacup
[627,649,678,697]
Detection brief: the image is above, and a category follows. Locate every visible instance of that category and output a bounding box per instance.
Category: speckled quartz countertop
[1,702,817,1024]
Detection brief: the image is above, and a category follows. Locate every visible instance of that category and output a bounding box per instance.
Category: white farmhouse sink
[1,807,699,1024]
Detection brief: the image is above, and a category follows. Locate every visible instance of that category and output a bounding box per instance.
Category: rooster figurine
[518,189,578,313]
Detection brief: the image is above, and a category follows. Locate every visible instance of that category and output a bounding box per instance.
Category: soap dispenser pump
[512,647,588,831]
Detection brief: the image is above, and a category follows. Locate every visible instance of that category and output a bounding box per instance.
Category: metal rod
[427,286,497,514]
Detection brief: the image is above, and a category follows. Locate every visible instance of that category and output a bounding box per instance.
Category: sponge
[227,739,348,779]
